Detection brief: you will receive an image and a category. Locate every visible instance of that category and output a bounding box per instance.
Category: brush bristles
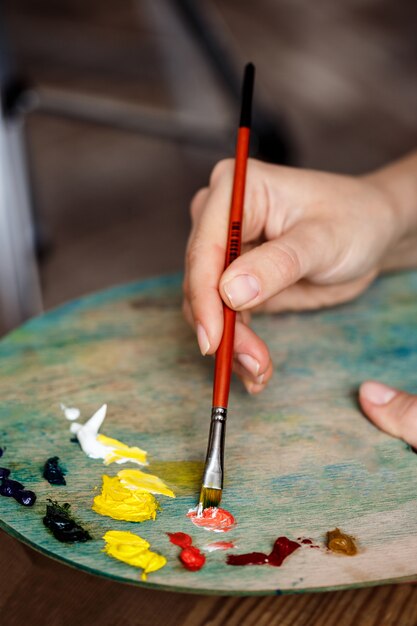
[199,486,222,510]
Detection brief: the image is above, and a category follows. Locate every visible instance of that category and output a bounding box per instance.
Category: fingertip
[196,323,210,356]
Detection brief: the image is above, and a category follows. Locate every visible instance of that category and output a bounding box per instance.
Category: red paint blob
[167,532,193,548]
[204,540,236,552]
[227,536,300,568]
[187,507,236,532]
[300,538,313,544]
[180,546,206,571]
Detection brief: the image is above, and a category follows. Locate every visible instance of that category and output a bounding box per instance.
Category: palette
[0,272,417,595]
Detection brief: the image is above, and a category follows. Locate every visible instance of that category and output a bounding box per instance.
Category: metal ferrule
[202,407,227,490]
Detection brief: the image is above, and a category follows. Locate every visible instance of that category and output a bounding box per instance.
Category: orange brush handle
[212,126,250,408]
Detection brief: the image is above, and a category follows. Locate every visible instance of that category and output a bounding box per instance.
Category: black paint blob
[43,500,91,543]
[14,489,37,506]
[0,479,24,497]
[0,476,37,506]
[0,447,3,458]
[43,457,66,486]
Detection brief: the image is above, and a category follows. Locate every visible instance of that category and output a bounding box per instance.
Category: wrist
[363,151,417,271]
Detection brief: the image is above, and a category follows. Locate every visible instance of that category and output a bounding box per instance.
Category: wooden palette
[0,272,417,595]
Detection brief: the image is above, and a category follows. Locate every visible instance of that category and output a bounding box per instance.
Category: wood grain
[0,272,417,595]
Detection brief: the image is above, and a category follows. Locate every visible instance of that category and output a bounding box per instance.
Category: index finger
[184,173,233,354]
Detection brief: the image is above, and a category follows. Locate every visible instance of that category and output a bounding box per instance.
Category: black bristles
[239,62,255,129]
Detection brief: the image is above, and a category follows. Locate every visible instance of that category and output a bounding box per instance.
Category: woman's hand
[183,158,407,392]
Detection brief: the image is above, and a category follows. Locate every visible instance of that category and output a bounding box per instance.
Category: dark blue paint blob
[43,457,66,486]
[14,489,36,506]
[43,500,91,543]
[0,479,24,497]
[0,467,11,479]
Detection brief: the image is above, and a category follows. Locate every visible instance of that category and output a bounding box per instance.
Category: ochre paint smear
[149,461,204,496]
[103,530,166,581]
[187,507,236,532]
[227,536,300,567]
[92,475,159,522]
[327,528,357,556]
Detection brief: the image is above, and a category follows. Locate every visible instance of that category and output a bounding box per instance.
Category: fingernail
[197,324,210,355]
[361,382,397,405]
[223,275,260,308]
[245,380,265,395]
[237,353,260,377]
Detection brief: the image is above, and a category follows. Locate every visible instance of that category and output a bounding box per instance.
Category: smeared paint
[118,468,175,498]
[0,473,36,507]
[43,456,66,485]
[43,500,91,543]
[166,532,193,548]
[103,530,166,581]
[326,528,357,556]
[146,460,203,496]
[92,475,159,522]
[168,531,205,571]
[71,405,148,466]
[227,536,300,567]
[187,507,236,532]
[60,403,80,421]
[204,540,236,552]
[180,546,206,571]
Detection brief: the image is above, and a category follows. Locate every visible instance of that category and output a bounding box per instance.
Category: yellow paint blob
[103,530,166,580]
[93,475,159,522]
[118,468,175,498]
[97,433,148,466]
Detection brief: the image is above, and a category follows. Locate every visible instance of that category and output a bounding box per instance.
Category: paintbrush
[199,63,255,512]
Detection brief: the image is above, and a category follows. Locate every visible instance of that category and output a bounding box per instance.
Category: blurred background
[1,0,417,335]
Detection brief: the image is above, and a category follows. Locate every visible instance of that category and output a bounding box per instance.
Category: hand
[360,381,417,448]
[183,153,417,393]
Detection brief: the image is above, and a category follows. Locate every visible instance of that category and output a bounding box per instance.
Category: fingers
[252,273,377,313]
[359,381,417,448]
[219,220,328,311]
[184,159,271,354]
[232,320,273,393]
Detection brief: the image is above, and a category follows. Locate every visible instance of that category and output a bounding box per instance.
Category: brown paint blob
[326,528,357,556]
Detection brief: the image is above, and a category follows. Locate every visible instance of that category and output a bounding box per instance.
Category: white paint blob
[60,403,81,421]
[73,404,110,460]
[71,404,148,466]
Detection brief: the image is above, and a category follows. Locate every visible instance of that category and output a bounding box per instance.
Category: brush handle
[212,126,251,408]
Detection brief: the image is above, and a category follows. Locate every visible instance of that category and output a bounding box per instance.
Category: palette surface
[0,272,417,595]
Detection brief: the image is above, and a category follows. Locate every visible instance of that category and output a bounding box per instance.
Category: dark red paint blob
[300,538,313,544]
[268,536,300,566]
[167,532,193,548]
[180,546,206,571]
[227,536,300,568]
[227,551,268,566]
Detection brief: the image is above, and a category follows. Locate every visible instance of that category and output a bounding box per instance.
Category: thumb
[359,381,417,448]
[219,221,322,310]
